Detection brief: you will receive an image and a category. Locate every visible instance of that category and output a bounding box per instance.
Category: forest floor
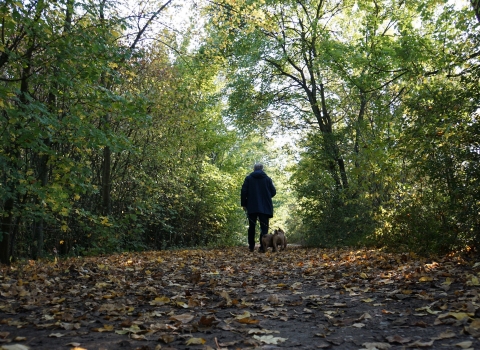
[0,245,480,350]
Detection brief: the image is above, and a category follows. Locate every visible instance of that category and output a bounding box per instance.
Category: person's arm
[241,177,249,208]
[270,178,276,198]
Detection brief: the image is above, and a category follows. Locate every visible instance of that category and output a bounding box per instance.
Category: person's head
[253,163,264,171]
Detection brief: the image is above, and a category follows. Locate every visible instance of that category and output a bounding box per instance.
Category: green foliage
[2,0,480,260]
[0,0,254,260]
[205,0,480,256]
[290,133,376,247]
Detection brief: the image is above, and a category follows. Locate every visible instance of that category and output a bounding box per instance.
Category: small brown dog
[261,229,287,252]
[272,228,287,251]
[261,234,275,252]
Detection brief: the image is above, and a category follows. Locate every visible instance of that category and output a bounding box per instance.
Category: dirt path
[0,246,479,349]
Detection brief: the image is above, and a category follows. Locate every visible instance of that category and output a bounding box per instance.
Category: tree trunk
[471,0,480,23]
[0,198,13,265]
[31,151,49,259]
[33,0,76,258]
[317,83,349,189]
[102,144,112,215]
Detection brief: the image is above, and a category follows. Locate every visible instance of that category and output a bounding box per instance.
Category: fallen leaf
[407,339,434,347]
[253,335,287,344]
[439,312,471,321]
[465,318,480,337]
[247,328,279,335]
[149,296,170,306]
[362,342,391,349]
[1,345,31,350]
[48,333,65,338]
[352,323,365,328]
[333,303,347,307]
[237,317,260,325]
[158,334,175,343]
[170,313,194,323]
[467,276,480,286]
[454,340,473,349]
[442,277,454,285]
[12,337,26,342]
[435,330,456,339]
[234,311,251,319]
[198,315,216,327]
[419,276,433,282]
[220,291,232,306]
[356,312,372,321]
[130,334,147,340]
[185,337,206,345]
[386,334,411,344]
[267,294,280,304]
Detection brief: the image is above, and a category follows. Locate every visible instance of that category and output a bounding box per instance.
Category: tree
[0,0,176,261]
[204,0,480,252]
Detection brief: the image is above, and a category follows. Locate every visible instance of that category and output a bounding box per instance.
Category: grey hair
[254,163,264,171]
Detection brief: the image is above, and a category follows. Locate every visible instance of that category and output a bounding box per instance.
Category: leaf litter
[0,247,479,349]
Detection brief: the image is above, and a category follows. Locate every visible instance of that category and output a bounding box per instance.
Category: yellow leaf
[362,298,375,303]
[234,311,251,319]
[100,216,111,226]
[442,277,454,285]
[103,324,114,331]
[419,276,433,282]
[468,276,480,286]
[185,337,206,345]
[150,296,170,305]
[175,301,188,308]
[119,325,141,334]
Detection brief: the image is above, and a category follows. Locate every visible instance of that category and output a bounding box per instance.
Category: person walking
[241,163,276,252]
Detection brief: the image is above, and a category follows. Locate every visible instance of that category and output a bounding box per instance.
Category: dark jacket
[241,170,276,217]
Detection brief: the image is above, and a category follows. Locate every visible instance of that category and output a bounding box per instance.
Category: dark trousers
[248,213,270,251]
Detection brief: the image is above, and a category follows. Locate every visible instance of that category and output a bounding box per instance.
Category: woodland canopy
[1,0,480,264]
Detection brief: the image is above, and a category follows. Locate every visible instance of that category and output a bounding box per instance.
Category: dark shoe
[258,247,265,253]
[249,248,254,252]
